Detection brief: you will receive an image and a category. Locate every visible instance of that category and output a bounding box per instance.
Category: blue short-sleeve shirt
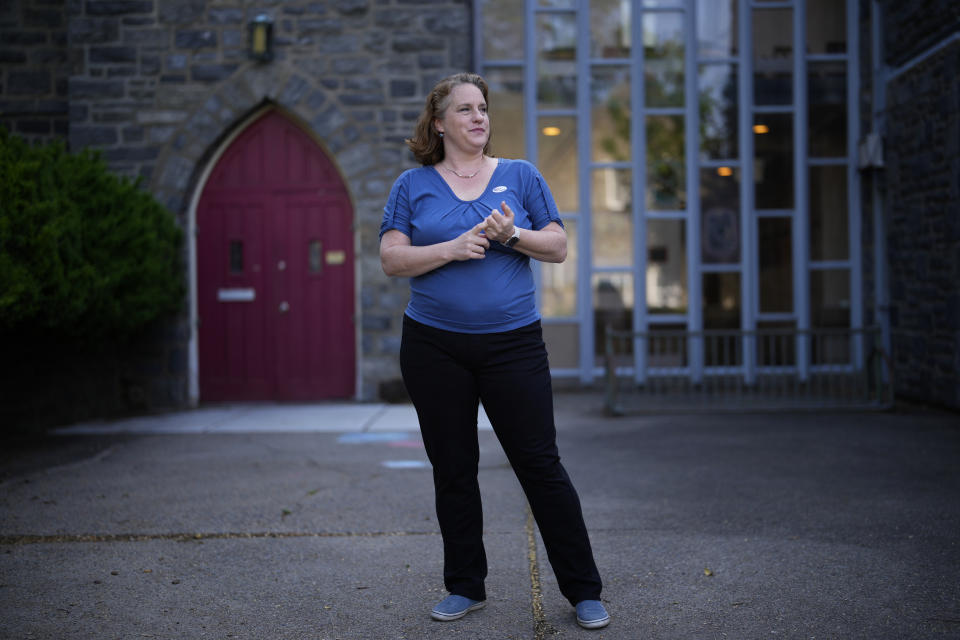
[380,158,563,333]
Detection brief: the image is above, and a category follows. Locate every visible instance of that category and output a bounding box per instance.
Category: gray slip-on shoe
[575,600,611,629]
[430,594,486,621]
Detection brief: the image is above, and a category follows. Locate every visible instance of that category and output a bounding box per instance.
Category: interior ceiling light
[542,126,561,136]
[753,124,770,134]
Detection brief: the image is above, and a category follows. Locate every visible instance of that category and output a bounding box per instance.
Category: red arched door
[197,110,355,401]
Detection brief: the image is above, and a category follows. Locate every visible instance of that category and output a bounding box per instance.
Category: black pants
[400,315,602,606]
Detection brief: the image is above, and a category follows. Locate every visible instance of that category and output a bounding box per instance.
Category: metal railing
[603,325,893,414]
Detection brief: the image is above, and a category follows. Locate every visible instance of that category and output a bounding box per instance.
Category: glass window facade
[477,0,860,381]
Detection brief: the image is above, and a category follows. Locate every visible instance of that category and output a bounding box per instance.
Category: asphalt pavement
[1,393,958,639]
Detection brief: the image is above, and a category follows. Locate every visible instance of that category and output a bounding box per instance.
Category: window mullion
[632,0,648,384]
[472,0,483,73]
[738,0,756,384]
[794,0,810,382]
[576,0,594,383]
[525,0,541,313]
[524,0,537,167]
[847,0,864,368]
[685,0,704,384]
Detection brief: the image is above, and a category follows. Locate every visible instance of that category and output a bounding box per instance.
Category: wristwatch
[503,226,521,248]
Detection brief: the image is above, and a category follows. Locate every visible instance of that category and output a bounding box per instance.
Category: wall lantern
[248,14,274,62]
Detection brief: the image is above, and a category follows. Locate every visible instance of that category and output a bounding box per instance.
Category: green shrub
[0,127,184,339]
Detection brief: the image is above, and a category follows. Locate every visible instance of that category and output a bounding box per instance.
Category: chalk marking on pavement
[526,506,556,639]
[0,530,441,545]
[381,460,430,469]
[336,432,409,444]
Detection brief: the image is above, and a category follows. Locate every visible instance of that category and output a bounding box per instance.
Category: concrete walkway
[1,393,958,639]
[48,402,493,435]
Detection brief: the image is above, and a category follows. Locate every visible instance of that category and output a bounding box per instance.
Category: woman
[379,72,609,631]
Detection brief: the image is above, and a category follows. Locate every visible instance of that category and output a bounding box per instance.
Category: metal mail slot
[217,288,256,302]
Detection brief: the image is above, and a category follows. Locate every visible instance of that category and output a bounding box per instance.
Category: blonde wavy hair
[405,72,492,166]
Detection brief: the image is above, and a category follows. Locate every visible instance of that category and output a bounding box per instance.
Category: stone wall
[0,0,69,144]
[877,1,960,409]
[64,0,471,404]
[3,0,472,429]
[882,0,959,65]
[1,322,190,433]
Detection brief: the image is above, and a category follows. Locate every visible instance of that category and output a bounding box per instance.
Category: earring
[438,131,444,137]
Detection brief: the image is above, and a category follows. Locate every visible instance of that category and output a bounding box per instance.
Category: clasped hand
[450,201,516,261]
[483,201,516,244]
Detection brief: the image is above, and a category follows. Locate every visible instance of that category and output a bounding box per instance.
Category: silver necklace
[442,161,484,179]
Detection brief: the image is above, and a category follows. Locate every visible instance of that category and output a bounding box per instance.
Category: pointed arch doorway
[196,109,355,402]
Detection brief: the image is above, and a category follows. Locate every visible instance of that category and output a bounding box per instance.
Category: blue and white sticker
[492,185,507,193]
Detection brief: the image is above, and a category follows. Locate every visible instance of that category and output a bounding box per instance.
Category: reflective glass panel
[757,320,796,367]
[697,0,738,58]
[594,272,634,362]
[539,0,575,7]
[643,11,685,107]
[308,239,322,274]
[648,323,688,369]
[538,116,578,211]
[705,330,742,367]
[643,0,683,7]
[646,115,685,210]
[807,0,846,54]
[591,66,631,163]
[809,62,847,157]
[758,217,793,313]
[754,113,793,209]
[810,165,848,261]
[592,169,633,267]
[543,322,579,368]
[699,63,738,160]
[647,219,687,314]
[753,8,793,106]
[703,272,741,330]
[486,67,525,160]
[481,0,524,61]
[229,240,243,273]
[591,0,631,59]
[594,272,634,310]
[811,269,851,365]
[811,269,850,328]
[537,13,577,109]
[700,167,741,264]
[541,219,577,317]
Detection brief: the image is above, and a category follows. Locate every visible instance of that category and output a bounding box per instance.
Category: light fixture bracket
[248,14,274,63]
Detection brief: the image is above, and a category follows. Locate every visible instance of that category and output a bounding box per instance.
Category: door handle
[279,301,290,313]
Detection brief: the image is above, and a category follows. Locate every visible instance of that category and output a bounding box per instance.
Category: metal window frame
[474,0,862,385]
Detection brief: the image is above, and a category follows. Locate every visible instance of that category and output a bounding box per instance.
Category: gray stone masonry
[0,0,69,144]
[64,0,469,404]
[871,0,960,409]
[3,0,472,428]
[92,0,470,399]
